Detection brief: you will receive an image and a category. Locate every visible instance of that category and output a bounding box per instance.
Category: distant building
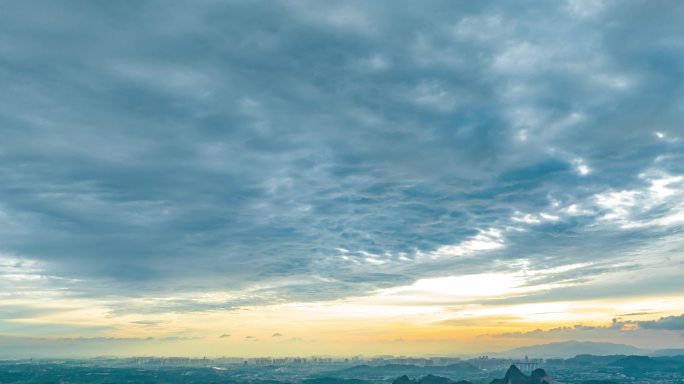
[513,357,543,372]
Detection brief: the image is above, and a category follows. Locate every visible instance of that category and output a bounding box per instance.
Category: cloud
[637,314,684,331]
[219,334,231,338]
[492,324,599,338]
[272,332,283,337]
[618,312,658,317]
[487,313,684,338]
[0,0,682,336]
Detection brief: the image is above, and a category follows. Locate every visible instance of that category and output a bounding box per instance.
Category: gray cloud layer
[0,0,683,315]
[489,314,684,339]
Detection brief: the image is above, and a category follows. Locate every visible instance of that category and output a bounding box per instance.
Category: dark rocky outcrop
[393,375,417,384]
[504,365,528,384]
[303,378,371,384]
[529,368,549,384]
[490,365,550,384]
[419,374,457,384]
[392,374,472,384]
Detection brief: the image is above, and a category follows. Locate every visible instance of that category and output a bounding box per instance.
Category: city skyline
[1,0,684,357]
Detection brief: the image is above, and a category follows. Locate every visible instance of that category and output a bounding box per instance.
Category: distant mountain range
[490,341,684,358]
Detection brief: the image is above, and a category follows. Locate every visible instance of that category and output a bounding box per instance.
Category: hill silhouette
[392,374,472,384]
[489,365,550,384]
[496,341,647,358]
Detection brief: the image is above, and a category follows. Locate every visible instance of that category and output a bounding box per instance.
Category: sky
[1,0,684,358]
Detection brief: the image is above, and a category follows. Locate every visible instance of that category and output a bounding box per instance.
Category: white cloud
[413,81,460,111]
[0,253,46,283]
[565,0,608,19]
[379,273,525,299]
[365,54,390,70]
[594,172,684,228]
[453,15,514,42]
[493,42,549,74]
[432,229,505,258]
[288,2,378,36]
[591,72,634,90]
[573,158,591,175]
[512,211,561,225]
[109,61,212,99]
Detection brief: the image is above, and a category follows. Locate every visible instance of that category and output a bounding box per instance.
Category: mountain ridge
[485,340,676,358]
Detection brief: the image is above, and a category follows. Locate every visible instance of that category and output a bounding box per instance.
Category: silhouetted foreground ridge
[391,365,552,384]
[490,365,551,384]
[392,374,472,384]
